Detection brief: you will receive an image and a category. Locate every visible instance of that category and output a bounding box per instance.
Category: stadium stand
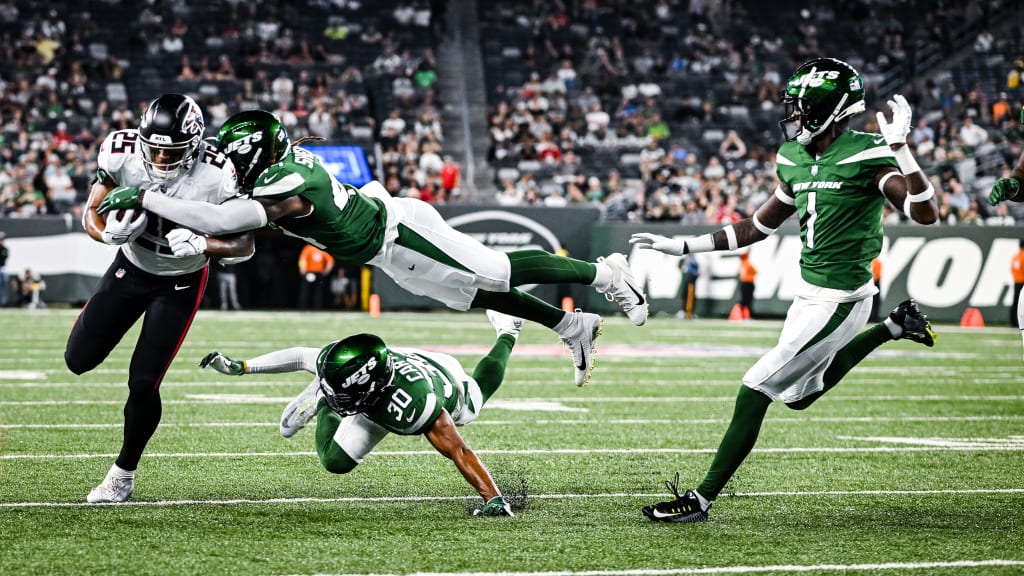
[0,0,1021,225]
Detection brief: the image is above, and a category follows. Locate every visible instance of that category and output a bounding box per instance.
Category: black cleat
[642,472,711,523]
[888,299,937,347]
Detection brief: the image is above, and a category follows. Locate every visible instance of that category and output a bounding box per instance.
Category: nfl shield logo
[115,268,126,279]
[811,165,819,177]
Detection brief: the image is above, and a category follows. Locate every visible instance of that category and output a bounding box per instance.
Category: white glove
[629,232,688,256]
[165,228,207,257]
[875,93,912,147]
[102,209,148,245]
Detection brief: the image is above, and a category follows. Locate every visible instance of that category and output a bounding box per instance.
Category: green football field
[1,308,1022,575]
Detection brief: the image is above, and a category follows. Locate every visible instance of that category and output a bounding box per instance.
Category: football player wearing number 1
[96,110,649,388]
[67,94,255,504]
[631,58,939,523]
[199,311,526,516]
[987,106,1024,357]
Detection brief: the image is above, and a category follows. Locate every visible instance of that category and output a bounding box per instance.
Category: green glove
[199,352,245,375]
[97,186,142,215]
[989,178,1021,206]
[473,495,514,517]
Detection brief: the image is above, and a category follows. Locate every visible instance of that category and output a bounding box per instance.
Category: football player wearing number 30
[199,310,525,517]
[632,58,940,523]
[68,94,255,504]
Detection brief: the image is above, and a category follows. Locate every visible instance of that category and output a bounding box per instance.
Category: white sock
[693,489,712,510]
[109,464,135,479]
[591,261,612,289]
[553,311,575,336]
[883,317,902,338]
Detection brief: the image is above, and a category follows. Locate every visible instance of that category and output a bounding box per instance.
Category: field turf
[0,308,1021,575]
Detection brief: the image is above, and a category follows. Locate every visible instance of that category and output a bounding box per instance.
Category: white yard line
[2,394,1023,406]
[2,489,1022,509]
[5,415,1023,429]
[284,559,1024,576]
[5,444,1024,460]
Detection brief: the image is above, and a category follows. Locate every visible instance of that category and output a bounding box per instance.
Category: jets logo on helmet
[779,58,866,145]
[222,131,264,156]
[316,334,395,416]
[215,110,291,193]
[342,356,379,389]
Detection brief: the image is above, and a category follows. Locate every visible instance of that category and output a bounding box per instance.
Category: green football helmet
[780,57,866,145]
[317,334,394,416]
[214,110,291,193]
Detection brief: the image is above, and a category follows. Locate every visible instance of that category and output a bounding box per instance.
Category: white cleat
[280,377,322,438]
[486,309,524,339]
[87,473,134,504]
[597,252,648,326]
[558,310,603,386]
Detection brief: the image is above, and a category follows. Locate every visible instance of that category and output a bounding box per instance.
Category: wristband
[893,146,920,175]
[686,233,716,253]
[877,171,900,194]
[907,184,934,203]
[723,225,738,250]
[903,197,913,219]
[752,212,778,235]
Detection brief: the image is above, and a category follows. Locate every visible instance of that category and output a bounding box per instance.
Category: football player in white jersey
[66,94,255,503]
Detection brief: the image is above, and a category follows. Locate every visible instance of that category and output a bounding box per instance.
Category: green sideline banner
[2,215,1021,324]
[590,223,1024,325]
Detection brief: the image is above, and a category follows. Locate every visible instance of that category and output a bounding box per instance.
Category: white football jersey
[97,129,238,276]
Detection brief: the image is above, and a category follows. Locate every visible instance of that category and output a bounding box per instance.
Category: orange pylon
[959,307,984,328]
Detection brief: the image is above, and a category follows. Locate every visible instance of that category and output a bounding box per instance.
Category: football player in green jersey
[987,105,1024,355]
[97,111,649,387]
[199,310,525,516]
[631,57,940,523]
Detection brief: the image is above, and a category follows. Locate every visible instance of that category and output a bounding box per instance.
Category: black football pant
[65,251,208,471]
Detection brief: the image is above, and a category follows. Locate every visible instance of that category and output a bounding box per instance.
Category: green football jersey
[252,147,387,264]
[775,130,898,290]
[361,350,468,436]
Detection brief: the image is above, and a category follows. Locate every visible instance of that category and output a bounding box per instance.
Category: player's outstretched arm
[425,410,511,515]
[630,193,796,256]
[200,347,322,375]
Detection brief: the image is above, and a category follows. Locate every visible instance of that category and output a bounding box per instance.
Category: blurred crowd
[480,0,1024,225]
[0,0,448,218]
[0,0,1023,228]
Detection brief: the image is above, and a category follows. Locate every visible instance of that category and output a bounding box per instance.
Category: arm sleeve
[141,193,268,235]
[245,347,321,374]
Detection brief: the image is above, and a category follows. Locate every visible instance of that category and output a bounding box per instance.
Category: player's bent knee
[64,349,96,376]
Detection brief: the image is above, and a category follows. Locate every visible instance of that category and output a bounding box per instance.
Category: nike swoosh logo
[408,264,416,271]
[651,508,685,519]
[575,342,587,371]
[405,411,416,422]
[873,137,885,145]
[174,284,190,291]
[627,281,645,306]
[260,172,283,186]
